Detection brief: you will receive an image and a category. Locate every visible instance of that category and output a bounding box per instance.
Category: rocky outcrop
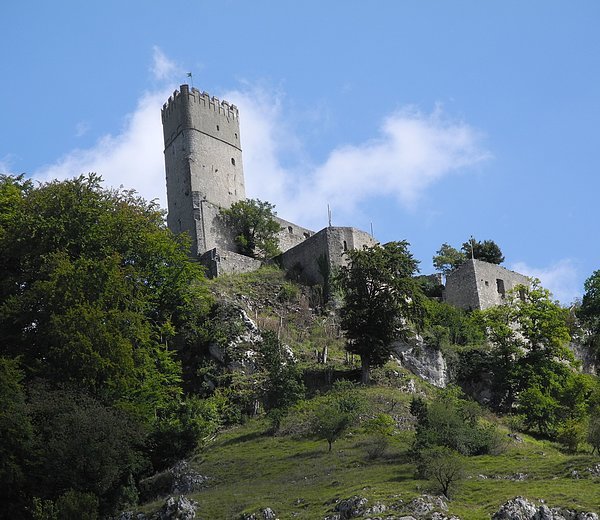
[492,497,598,520]
[391,337,449,388]
[116,495,197,520]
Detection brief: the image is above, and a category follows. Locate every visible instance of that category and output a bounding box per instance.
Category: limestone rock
[492,497,598,520]
[404,495,448,517]
[334,495,369,518]
[391,337,449,388]
[154,495,197,520]
[170,460,209,494]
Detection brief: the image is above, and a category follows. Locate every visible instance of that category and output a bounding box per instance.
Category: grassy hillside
[141,382,600,519]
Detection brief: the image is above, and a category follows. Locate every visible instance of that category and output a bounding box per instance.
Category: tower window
[235,133,238,139]
[496,278,506,297]
[216,125,220,131]
[231,158,236,166]
[288,226,293,233]
[343,240,348,251]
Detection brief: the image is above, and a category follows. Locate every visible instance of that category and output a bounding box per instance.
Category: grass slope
[143,385,600,519]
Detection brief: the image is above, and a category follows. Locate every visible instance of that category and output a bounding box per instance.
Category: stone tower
[161,84,245,255]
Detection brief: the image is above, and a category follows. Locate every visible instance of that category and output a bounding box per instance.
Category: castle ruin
[443,259,530,310]
[161,85,376,280]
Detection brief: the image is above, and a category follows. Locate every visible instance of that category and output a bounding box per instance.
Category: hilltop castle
[161,85,528,308]
[161,84,376,284]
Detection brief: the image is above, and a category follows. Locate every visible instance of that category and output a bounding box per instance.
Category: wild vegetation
[1,174,599,519]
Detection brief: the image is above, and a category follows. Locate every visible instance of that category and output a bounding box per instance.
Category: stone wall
[444,259,530,310]
[274,216,316,253]
[200,248,262,278]
[279,227,377,285]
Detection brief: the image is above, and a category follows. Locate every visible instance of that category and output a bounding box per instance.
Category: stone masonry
[161,84,376,280]
[443,259,530,310]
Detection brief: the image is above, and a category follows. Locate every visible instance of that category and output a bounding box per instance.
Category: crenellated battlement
[161,84,239,123]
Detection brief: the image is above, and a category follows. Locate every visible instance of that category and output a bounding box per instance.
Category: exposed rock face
[391,337,449,388]
[170,460,209,494]
[492,497,598,520]
[155,496,197,520]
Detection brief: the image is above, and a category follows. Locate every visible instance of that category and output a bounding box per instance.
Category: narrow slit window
[231,158,236,166]
[496,278,506,297]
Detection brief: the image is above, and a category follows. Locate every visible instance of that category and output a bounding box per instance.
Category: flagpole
[187,72,194,89]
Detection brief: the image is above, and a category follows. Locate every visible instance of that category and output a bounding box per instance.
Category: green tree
[258,331,305,412]
[432,243,466,275]
[418,446,465,499]
[337,241,426,384]
[0,357,33,516]
[220,198,282,259]
[460,237,504,264]
[578,270,600,362]
[588,414,600,455]
[480,281,587,436]
[0,174,212,419]
[310,383,365,452]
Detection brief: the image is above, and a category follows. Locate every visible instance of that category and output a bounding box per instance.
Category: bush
[418,446,465,499]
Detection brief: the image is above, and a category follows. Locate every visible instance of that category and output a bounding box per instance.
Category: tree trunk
[360,357,370,385]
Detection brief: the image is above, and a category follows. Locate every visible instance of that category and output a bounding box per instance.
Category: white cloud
[227,88,490,229]
[35,87,172,208]
[511,259,581,305]
[75,121,90,138]
[33,56,490,234]
[151,46,180,81]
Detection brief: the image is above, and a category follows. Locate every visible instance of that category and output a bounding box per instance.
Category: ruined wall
[162,85,244,255]
[279,227,377,285]
[444,259,530,310]
[274,216,316,253]
[200,248,262,278]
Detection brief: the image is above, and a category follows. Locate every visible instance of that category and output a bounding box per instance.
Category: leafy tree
[432,243,466,275]
[310,383,365,452]
[258,331,305,412]
[27,385,146,515]
[578,269,600,361]
[433,238,504,274]
[588,414,600,455]
[418,446,465,499]
[479,281,589,436]
[412,387,502,456]
[0,357,33,516]
[0,174,212,419]
[220,198,282,259]
[461,237,504,264]
[337,241,426,384]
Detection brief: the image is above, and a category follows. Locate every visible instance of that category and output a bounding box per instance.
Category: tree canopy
[433,237,504,274]
[220,198,282,259]
[336,241,426,383]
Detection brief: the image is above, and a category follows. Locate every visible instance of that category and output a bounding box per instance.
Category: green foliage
[148,395,222,469]
[362,413,396,460]
[220,198,282,259]
[55,490,99,520]
[578,269,600,362]
[418,446,465,499]
[279,382,366,452]
[556,418,587,453]
[0,174,212,419]
[258,331,305,412]
[412,387,502,456]
[432,243,466,275]
[478,281,585,436]
[27,385,146,502]
[336,241,426,383]
[423,299,486,348]
[587,414,600,454]
[0,357,33,515]
[432,238,504,274]
[460,237,504,265]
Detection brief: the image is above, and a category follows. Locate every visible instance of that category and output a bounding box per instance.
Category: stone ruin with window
[443,258,530,311]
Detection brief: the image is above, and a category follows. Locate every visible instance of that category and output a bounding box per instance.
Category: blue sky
[2,1,599,304]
